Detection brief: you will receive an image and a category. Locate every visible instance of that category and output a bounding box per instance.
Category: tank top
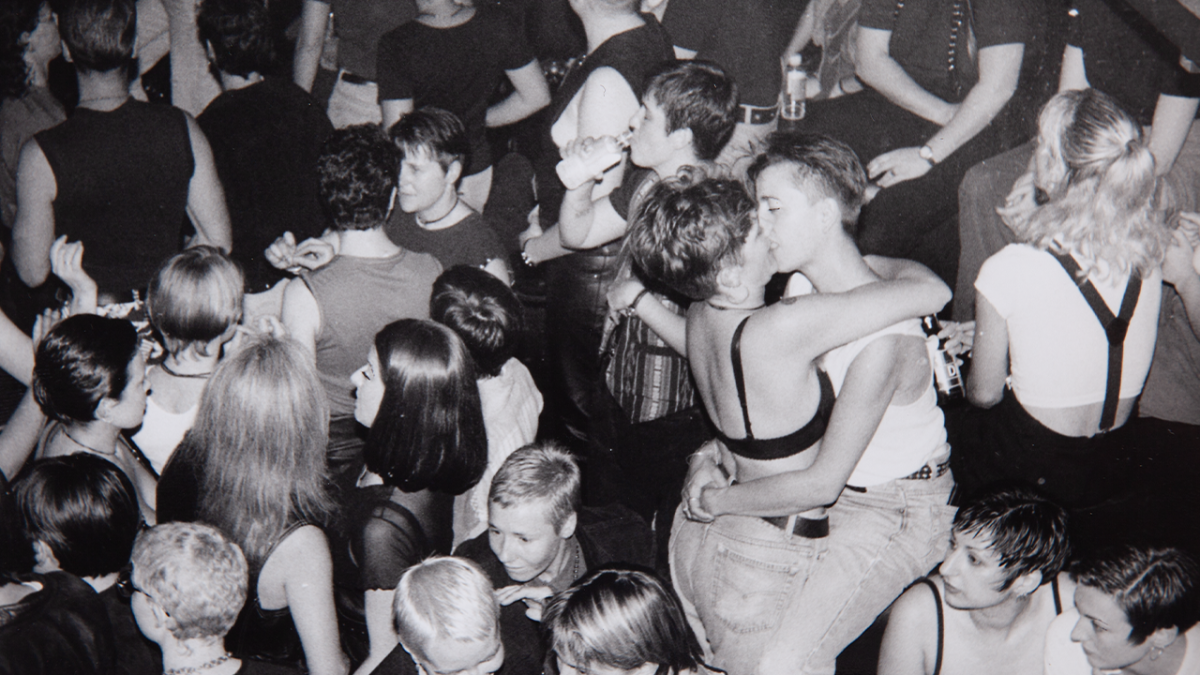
[227,521,311,667]
[300,250,442,418]
[716,316,837,460]
[35,100,193,295]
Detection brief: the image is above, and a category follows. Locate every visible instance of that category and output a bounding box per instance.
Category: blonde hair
[1010,89,1169,280]
[146,247,244,358]
[393,556,499,660]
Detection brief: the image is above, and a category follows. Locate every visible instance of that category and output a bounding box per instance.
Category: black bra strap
[915,578,944,675]
[730,316,754,440]
[1050,252,1141,431]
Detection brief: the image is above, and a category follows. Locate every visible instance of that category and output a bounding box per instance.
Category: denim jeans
[669,470,956,675]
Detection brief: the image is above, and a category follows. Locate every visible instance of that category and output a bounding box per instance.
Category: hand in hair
[50,236,97,315]
[996,170,1039,231]
[265,231,337,273]
[496,583,554,622]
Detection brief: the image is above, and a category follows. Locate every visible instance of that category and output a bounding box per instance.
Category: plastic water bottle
[556,131,633,190]
[781,54,807,122]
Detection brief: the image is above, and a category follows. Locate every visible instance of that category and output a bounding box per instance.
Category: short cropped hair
[197,0,274,78]
[55,0,135,73]
[431,266,523,378]
[147,246,244,358]
[393,556,500,661]
[15,454,141,578]
[390,107,471,182]
[488,442,580,531]
[545,569,704,674]
[626,172,756,300]
[318,124,400,230]
[131,522,248,640]
[1071,546,1200,645]
[644,60,739,161]
[953,487,1070,590]
[33,315,139,423]
[365,319,487,495]
[747,132,868,236]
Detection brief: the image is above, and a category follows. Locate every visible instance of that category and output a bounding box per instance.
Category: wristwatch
[918,145,937,165]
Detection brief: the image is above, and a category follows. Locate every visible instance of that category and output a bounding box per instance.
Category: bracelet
[623,288,651,317]
[520,239,538,267]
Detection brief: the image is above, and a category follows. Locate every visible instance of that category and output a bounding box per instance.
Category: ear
[60,40,72,63]
[446,160,463,189]
[94,396,120,424]
[716,264,741,293]
[33,540,62,573]
[558,511,577,540]
[817,196,842,233]
[1147,625,1181,651]
[1009,569,1043,597]
[669,126,694,153]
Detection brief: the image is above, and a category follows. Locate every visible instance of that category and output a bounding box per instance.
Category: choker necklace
[160,362,213,379]
[706,301,765,311]
[63,429,116,457]
[78,94,128,108]
[417,198,460,228]
[164,653,231,675]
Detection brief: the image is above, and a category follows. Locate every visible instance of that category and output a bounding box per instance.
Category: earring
[1149,646,1164,662]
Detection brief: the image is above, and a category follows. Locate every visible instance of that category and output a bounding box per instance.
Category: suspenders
[1049,251,1142,431]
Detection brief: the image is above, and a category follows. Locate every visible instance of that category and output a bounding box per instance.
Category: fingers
[265,232,299,271]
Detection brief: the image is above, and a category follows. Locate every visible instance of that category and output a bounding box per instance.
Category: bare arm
[184,114,232,252]
[279,527,350,675]
[293,0,330,92]
[1163,218,1200,341]
[557,138,630,249]
[487,60,551,128]
[380,99,415,133]
[281,278,321,356]
[1147,94,1200,177]
[701,336,907,515]
[607,276,687,354]
[0,312,33,385]
[877,579,940,675]
[966,293,1009,408]
[868,43,1025,188]
[856,27,958,126]
[575,67,639,200]
[353,589,399,675]
[0,390,45,481]
[11,140,57,287]
[1058,45,1089,92]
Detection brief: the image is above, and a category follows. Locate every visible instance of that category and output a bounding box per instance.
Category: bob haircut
[1012,88,1168,280]
[393,556,500,661]
[55,0,135,73]
[15,454,141,578]
[1071,545,1200,645]
[131,522,248,641]
[146,246,244,357]
[179,334,334,569]
[0,0,45,99]
[430,265,523,378]
[488,442,580,531]
[544,568,704,675]
[953,486,1070,590]
[196,0,275,79]
[626,172,756,301]
[318,124,400,231]
[365,319,486,495]
[33,314,139,424]
[390,106,471,181]
[644,60,739,162]
[747,132,868,236]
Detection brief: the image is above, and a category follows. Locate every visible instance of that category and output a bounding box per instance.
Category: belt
[339,70,374,86]
[761,514,829,538]
[845,457,951,493]
[740,103,779,125]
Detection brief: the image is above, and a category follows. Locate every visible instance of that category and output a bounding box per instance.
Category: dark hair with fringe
[1071,545,1200,645]
[953,486,1070,590]
[365,319,487,495]
[33,314,139,424]
[197,0,275,78]
[15,454,141,578]
[390,106,471,183]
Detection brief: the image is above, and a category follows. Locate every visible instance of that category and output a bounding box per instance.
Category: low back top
[716,316,836,460]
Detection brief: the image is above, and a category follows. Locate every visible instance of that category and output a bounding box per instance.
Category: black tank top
[227,521,310,667]
[35,100,193,295]
[716,316,837,461]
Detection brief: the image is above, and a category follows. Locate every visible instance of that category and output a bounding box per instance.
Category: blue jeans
[669,471,956,675]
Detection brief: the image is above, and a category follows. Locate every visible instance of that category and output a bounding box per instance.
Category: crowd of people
[0,0,1198,673]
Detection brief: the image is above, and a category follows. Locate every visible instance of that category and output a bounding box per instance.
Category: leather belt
[339,70,374,86]
[762,514,829,538]
[740,103,779,125]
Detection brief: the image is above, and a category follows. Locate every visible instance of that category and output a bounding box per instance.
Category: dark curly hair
[0,0,44,99]
[318,124,400,230]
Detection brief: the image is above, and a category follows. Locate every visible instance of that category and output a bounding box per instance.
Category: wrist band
[623,288,651,317]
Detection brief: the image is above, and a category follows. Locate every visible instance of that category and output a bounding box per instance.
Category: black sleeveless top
[716,316,837,461]
[535,14,674,229]
[35,99,193,296]
[227,521,310,667]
